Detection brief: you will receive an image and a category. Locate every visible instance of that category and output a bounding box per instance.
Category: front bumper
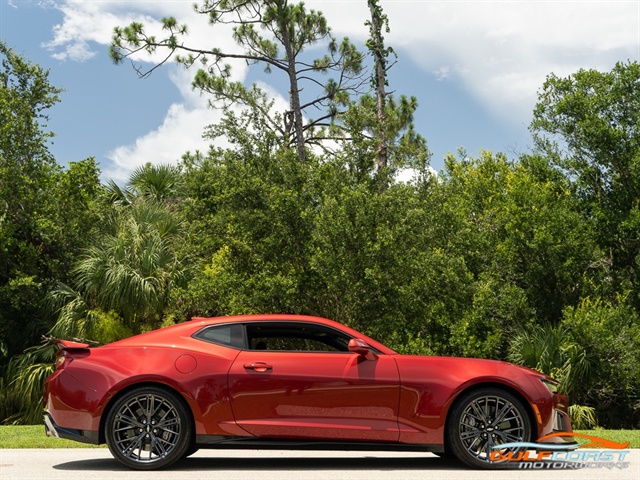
[553,408,571,433]
[44,412,100,445]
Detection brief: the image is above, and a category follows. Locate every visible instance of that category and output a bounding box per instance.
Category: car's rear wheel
[105,386,191,470]
[446,388,531,469]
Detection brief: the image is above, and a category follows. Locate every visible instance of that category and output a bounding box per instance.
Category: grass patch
[0,425,104,449]
[575,429,640,448]
[1,425,638,449]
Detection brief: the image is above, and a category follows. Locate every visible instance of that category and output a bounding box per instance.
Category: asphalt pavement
[1,448,639,480]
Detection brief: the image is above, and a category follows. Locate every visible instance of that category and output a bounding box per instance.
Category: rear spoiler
[42,335,99,350]
[56,339,91,350]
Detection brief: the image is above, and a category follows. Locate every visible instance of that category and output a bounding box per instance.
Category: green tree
[70,202,185,332]
[341,93,428,188]
[433,151,601,357]
[308,171,470,353]
[0,43,102,424]
[178,104,315,317]
[110,0,364,163]
[0,42,59,166]
[366,0,393,171]
[337,0,428,189]
[178,101,443,352]
[0,42,101,366]
[0,40,60,362]
[531,61,640,306]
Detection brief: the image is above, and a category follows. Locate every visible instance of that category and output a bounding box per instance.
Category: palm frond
[568,404,597,429]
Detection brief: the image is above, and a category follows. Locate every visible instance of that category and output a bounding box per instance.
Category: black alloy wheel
[446,388,531,469]
[105,386,192,470]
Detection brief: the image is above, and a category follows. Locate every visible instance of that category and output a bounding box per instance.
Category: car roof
[192,313,342,325]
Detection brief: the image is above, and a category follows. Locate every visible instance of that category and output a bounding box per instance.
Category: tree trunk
[369,0,388,171]
[279,10,306,163]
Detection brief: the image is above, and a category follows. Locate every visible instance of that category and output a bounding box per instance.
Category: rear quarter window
[193,324,245,349]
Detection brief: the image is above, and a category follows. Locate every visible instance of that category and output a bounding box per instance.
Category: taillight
[55,352,73,370]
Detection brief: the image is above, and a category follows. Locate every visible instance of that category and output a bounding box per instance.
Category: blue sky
[1,0,639,182]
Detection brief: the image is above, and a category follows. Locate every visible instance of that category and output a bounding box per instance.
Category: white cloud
[43,2,150,61]
[103,64,217,183]
[105,98,214,183]
[43,0,228,64]
[434,65,451,81]
[103,65,293,183]
[315,0,639,122]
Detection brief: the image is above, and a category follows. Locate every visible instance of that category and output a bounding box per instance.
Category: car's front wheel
[446,388,531,469]
[105,386,191,470]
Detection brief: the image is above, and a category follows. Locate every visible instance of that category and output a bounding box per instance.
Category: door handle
[244,362,273,372]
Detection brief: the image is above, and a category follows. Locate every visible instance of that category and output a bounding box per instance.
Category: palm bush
[3,345,55,425]
[561,298,640,428]
[508,323,596,429]
[508,323,591,398]
[3,165,186,424]
[568,404,597,429]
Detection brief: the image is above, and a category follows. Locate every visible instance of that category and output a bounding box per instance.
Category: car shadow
[53,454,463,472]
[53,453,588,472]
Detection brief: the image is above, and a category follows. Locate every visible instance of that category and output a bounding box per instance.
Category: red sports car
[44,314,573,470]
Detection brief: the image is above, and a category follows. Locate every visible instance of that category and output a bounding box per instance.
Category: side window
[194,324,245,349]
[246,323,351,352]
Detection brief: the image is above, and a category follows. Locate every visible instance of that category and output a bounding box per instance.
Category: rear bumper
[44,412,100,445]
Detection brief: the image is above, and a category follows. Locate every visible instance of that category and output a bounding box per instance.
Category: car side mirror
[348,338,378,360]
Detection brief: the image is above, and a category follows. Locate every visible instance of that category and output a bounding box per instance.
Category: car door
[227,321,401,442]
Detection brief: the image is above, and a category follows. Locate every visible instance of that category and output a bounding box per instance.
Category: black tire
[182,445,199,459]
[105,386,192,470]
[445,388,531,469]
[432,450,457,465]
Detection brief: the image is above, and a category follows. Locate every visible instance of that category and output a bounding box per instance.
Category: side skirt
[195,435,444,454]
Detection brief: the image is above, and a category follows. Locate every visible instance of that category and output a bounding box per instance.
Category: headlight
[541,377,560,393]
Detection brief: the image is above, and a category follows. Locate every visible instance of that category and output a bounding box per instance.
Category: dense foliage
[2,7,640,428]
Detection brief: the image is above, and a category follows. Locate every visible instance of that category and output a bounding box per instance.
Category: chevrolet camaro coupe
[44,314,572,470]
